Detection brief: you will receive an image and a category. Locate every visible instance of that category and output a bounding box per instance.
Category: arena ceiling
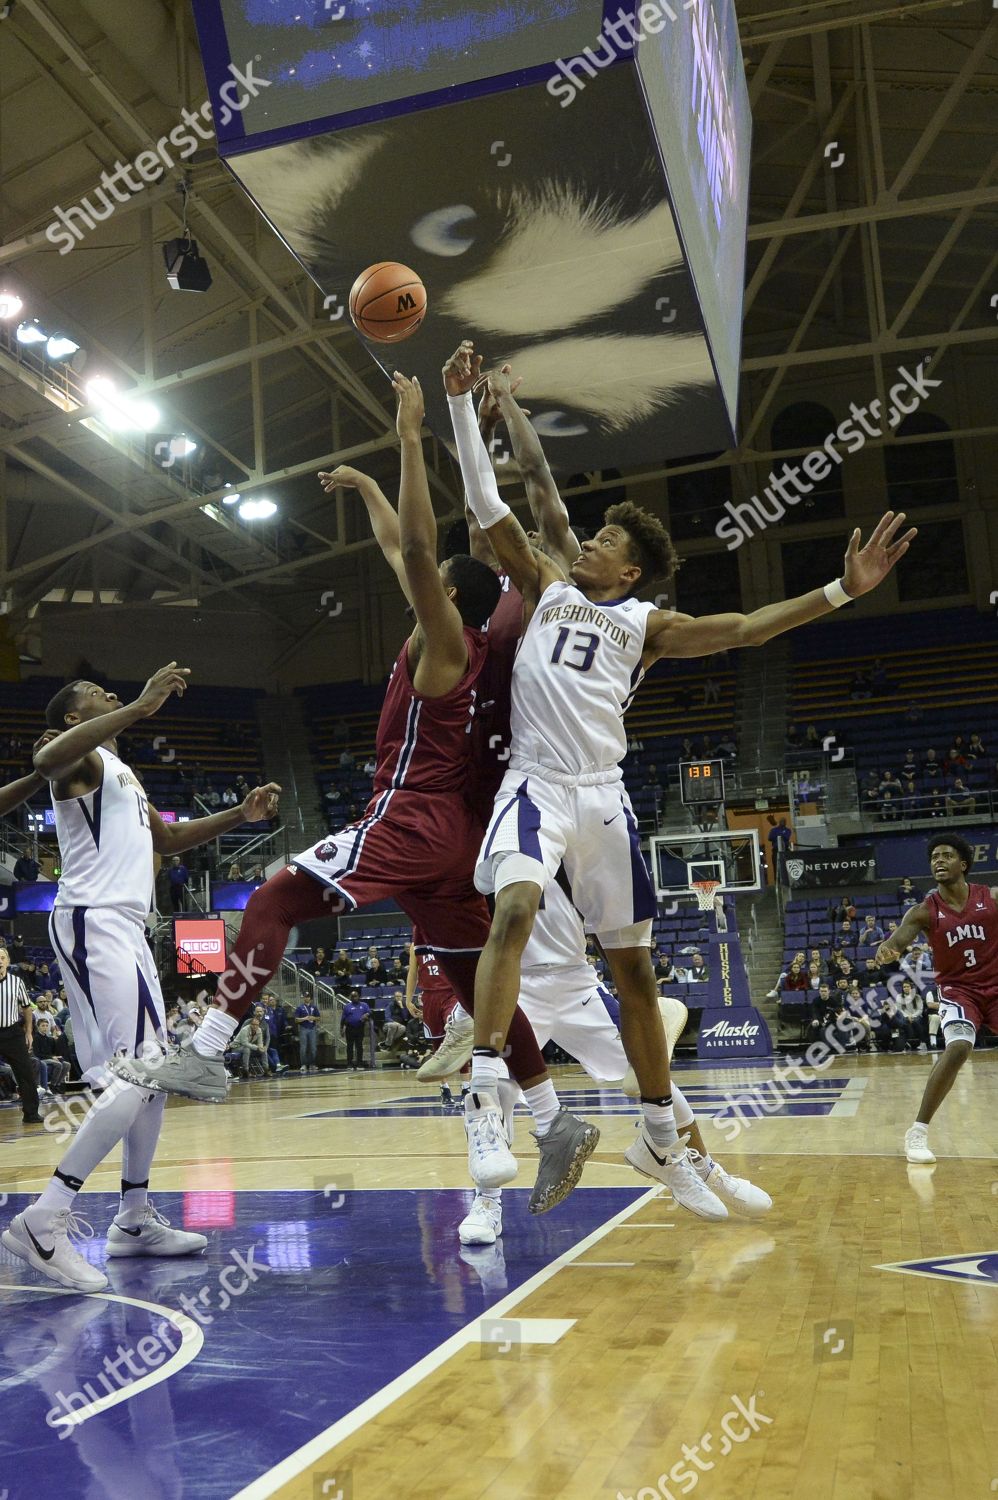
[0,0,995,652]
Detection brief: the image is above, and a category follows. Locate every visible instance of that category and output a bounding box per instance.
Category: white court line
[0,1283,203,1427]
[229,1186,662,1500]
[564,1261,636,1267]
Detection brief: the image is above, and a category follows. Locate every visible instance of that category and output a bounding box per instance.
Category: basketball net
[692,879,720,912]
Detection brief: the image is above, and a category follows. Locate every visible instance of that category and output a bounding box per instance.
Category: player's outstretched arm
[443,341,563,603]
[394,371,469,696]
[488,364,581,576]
[33,665,191,783]
[318,466,412,605]
[148,783,281,855]
[875,902,931,966]
[461,387,504,567]
[0,733,56,815]
[644,512,917,664]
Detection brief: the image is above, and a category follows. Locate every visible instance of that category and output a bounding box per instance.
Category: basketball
[349,261,427,343]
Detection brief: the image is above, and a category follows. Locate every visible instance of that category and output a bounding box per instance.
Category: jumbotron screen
[193,0,608,144]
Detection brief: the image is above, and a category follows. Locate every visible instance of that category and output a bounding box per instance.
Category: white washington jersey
[52,746,154,922]
[510,580,656,782]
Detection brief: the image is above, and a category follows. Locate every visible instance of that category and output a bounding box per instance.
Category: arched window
[770,402,844,517]
[884,413,958,508]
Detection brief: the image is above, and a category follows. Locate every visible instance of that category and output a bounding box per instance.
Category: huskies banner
[782,846,876,888]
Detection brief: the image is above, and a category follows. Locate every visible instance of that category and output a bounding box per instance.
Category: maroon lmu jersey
[373,628,489,797]
[465,572,524,827]
[925,884,998,989]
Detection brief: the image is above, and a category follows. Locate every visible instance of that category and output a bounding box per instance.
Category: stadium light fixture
[238,497,277,521]
[0,293,23,320]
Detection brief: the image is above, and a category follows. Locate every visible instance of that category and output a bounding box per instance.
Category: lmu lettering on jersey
[538,602,633,649]
[945,923,986,947]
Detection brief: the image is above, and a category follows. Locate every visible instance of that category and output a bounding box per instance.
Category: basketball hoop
[692,878,721,912]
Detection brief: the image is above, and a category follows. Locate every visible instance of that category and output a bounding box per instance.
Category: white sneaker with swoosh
[3,1208,109,1292]
[107,1201,208,1258]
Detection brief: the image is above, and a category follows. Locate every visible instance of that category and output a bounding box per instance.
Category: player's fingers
[845,528,861,557]
[881,511,907,546]
[867,510,895,546]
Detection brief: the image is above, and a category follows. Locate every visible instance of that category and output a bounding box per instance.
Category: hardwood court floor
[0,1052,995,1500]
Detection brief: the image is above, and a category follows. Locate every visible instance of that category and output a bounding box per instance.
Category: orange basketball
[349,261,427,343]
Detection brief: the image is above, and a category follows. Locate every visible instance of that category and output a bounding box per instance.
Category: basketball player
[447,341,915,1210]
[409,934,472,1102]
[458,876,773,1244]
[115,375,599,1216]
[1,667,281,1293]
[875,834,998,1163]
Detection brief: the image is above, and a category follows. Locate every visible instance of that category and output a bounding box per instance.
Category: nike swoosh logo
[116,1224,142,1237]
[581,996,592,1007]
[603,814,621,826]
[644,1141,674,1167]
[25,1222,55,1261]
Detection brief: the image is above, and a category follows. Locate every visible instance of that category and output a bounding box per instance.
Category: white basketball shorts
[518,965,627,1083]
[475,769,656,944]
[49,905,165,1086]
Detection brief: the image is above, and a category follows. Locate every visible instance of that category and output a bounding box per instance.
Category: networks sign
[783,848,876,888]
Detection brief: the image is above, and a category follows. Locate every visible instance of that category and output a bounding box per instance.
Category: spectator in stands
[260,995,285,1071]
[310,947,331,976]
[643,764,662,790]
[903,702,923,724]
[685,953,709,983]
[386,992,408,1025]
[833,895,857,924]
[837,918,859,947]
[859,913,886,945]
[803,724,822,750]
[870,657,893,695]
[861,955,884,986]
[873,995,908,1052]
[805,960,823,990]
[680,737,695,759]
[896,877,921,908]
[808,982,836,1036]
[235,775,249,799]
[849,669,873,701]
[363,755,377,777]
[928,792,945,819]
[898,773,918,813]
[331,948,353,984]
[389,956,407,985]
[227,861,243,880]
[342,995,371,1069]
[945,778,975,817]
[294,997,320,1072]
[167,855,189,912]
[878,770,902,798]
[703,676,721,706]
[339,748,356,773]
[966,732,986,762]
[365,956,388,985]
[878,791,902,823]
[249,864,265,883]
[767,818,793,879]
[808,948,827,977]
[828,995,862,1052]
[921,748,942,780]
[12,852,39,883]
[897,980,928,1051]
[32,1018,68,1093]
[206,787,221,809]
[655,951,676,982]
[944,744,968,776]
[699,733,714,757]
[361,945,384,978]
[767,950,807,997]
[239,1015,270,1078]
[924,989,942,1050]
[900,748,918,780]
[785,723,801,749]
[716,732,737,760]
[222,786,238,807]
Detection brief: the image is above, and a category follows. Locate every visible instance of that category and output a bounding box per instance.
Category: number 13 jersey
[52,746,154,920]
[510,581,656,783]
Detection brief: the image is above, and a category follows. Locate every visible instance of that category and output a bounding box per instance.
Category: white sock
[451,1002,471,1025]
[193,1008,239,1057]
[34,1078,147,1217]
[477,1188,502,1205]
[118,1093,166,1224]
[641,1099,678,1150]
[524,1079,559,1138]
[470,1051,502,1095]
[672,1083,695,1134]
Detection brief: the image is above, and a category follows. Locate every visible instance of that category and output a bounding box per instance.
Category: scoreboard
[680,759,725,806]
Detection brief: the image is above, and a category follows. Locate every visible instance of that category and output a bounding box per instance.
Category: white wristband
[447,391,512,529]
[823,578,853,609]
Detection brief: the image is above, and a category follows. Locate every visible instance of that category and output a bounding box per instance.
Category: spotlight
[169,436,198,459]
[162,237,212,293]
[86,377,160,432]
[16,320,47,345]
[238,498,277,521]
[45,334,80,361]
[0,293,23,320]
[221,485,241,505]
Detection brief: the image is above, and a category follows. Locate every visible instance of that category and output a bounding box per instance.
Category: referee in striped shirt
[0,946,41,1124]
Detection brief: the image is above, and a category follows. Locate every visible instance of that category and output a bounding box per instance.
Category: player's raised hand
[318,465,369,494]
[31,729,60,758]
[874,939,900,968]
[842,512,917,596]
[133,663,190,718]
[477,364,526,429]
[442,340,482,396]
[393,371,425,439]
[241,782,281,822]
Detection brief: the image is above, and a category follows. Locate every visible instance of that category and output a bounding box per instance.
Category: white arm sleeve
[447,391,511,529]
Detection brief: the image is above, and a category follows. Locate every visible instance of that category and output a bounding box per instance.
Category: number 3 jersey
[510,580,657,782]
[925,883,998,990]
[52,746,154,921]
